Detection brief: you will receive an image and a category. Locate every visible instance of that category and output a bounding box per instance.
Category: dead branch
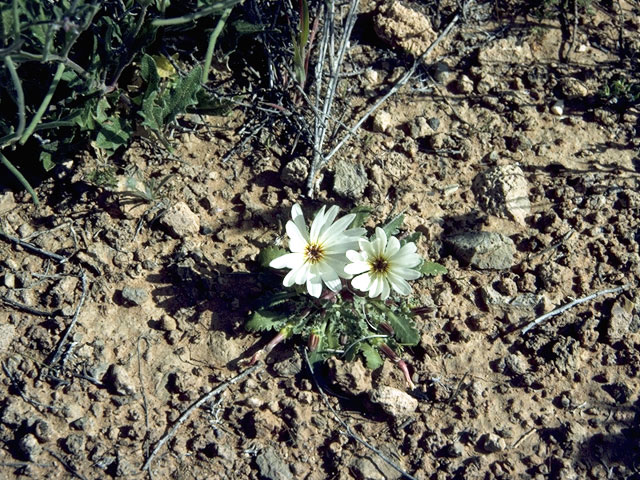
[521,283,631,335]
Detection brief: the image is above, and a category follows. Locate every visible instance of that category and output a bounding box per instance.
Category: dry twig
[521,283,631,335]
[306,4,463,196]
[0,228,68,263]
[47,270,88,366]
[142,364,262,473]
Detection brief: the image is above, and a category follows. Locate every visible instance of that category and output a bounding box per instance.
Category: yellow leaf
[151,55,176,79]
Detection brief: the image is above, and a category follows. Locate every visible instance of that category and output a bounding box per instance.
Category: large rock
[369,385,418,418]
[373,2,436,58]
[472,164,530,225]
[446,232,516,270]
[159,202,200,238]
[332,159,368,200]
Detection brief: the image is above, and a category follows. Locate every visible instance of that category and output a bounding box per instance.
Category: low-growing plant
[0,0,241,204]
[246,203,447,389]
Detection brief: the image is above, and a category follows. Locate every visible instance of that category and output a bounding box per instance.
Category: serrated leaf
[402,231,422,245]
[162,65,202,124]
[349,206,373,229]
[140,54,160,100]
[246,309,287,332]
[258,246,288,269]
[360,343,383,369]
[420,261,448,276]
[383,307,420,346]
[382,212,404,237]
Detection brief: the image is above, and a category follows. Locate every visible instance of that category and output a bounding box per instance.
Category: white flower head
[345,227,422,300]
[270,204,365,298]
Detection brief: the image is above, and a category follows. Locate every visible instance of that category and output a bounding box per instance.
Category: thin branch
[303,348,420,480]
[1,296,60,317]
[306,8,462,196]
[48,271,88,366]
[0,228,67,263]
[142,364,262,473]
[521,283,631,335]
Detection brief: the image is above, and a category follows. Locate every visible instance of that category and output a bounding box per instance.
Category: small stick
[142,364,262,473]
[0,229,67,263]
[1,296,60,317]
[512,427,537,449]
[521,284,631,335]
[48,271,88,366]
[303,349,420,480]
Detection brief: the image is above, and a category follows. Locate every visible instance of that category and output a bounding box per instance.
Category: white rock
[551,100,564,116]
[372,110,393,133]
[159,202,200,238]
[369,385,418,418]
[472,164,531,225]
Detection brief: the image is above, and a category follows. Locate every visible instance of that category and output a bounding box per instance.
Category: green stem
[202,7,232,84]
[0,152,39,207]
[3,56,25,144]
[19,63,66,145]
[151,0,239,27]
[16,52,90,80]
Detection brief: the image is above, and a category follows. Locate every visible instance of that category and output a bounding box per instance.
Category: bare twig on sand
[46,448,88,480]
[142,364,262,473]
[0,228,68,263]
[303,349,420,480]
[48,271,88,366]
[306,4,463,197]
[521,283,631,335]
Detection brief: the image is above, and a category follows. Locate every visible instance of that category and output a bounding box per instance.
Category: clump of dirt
[1,1,639,479]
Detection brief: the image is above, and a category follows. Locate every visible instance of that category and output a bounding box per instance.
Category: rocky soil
[1,1,639,479]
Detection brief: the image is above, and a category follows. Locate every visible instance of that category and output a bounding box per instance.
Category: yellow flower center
[370,257,390,274]
[304,243,325,264]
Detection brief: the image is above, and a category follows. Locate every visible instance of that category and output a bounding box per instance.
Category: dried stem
[521,283,631,335]
[142,364,262,473]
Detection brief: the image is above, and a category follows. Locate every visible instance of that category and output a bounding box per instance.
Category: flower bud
[308,333,320,352]
[379,322,394,336]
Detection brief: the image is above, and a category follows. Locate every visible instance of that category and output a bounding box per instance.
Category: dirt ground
[1,1,639,479]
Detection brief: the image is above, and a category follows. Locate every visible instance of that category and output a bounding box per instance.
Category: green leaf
[402,231,422,245]
[360,343,383,370]
[382,212,404,237]
[382,306,420,346]
[40,151,55,171]
[140,54,160,100]
[420,261,448,276]
[232,19,267,34]
[246,309,287,332]
[94,117,131,151]
[349,205,373,229]
[162,65,203,124]
[258,246,288,269]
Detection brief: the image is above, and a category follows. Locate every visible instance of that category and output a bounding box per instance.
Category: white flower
[270,204,365,298]
[345,227,422,300]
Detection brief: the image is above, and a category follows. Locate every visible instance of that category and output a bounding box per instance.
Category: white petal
[388,271,412,295]
[318,213,356,245]
[359,238,375,258]
[309,205,327,241]
[391,250,422,268]
[286,220,308,253]
[392,266,421,280]
[344,261,370,275]
[291,204,309,242]
[270,252,302,270]
[369,276,384,298]
[351,273,372,292]
[294,262,311,285]
[346,250,364,263]
[398,242,417,255]
[306,275,322,297]
[385,236,401,257]
[284,262,306,287]
[374,227,387,247]
[317,205,340,240]
[380,280,391,301]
